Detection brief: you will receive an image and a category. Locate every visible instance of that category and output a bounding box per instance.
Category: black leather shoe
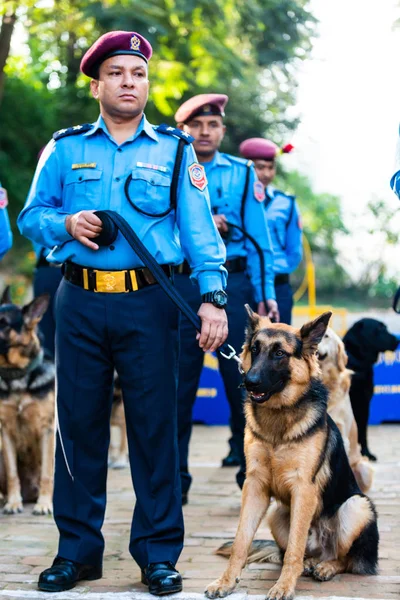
[38,557,102,592]
[141,561,182,596]
[222,450,240,467]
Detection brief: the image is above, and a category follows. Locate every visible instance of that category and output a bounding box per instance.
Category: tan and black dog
[206,307,378,600]
[0,287,55,515]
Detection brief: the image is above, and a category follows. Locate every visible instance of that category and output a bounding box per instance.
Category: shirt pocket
[63,169,103,211]
[128,167,171,217]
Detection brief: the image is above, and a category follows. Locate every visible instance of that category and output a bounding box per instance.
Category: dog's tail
[216,540,282,564]
[352,458,374,493]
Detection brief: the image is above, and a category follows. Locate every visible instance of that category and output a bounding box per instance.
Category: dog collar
[0,349,44,382]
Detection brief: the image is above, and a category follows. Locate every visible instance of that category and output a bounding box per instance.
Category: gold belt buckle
[94,270,127,293]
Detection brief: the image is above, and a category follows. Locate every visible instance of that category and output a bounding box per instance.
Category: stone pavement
[0,425,399,600]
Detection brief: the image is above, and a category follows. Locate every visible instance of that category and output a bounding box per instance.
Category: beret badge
[130,35,141,51]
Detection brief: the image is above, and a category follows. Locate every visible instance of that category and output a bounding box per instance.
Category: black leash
[225,221,268,310]
[94,210,241,363]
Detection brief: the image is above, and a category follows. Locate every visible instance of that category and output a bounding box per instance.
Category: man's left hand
[257,300,280,322]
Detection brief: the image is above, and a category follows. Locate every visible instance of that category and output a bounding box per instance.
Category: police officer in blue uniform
[18,31,228,595]
[0,183,12,261]
[174,95,279,500]
[240,138,302,325]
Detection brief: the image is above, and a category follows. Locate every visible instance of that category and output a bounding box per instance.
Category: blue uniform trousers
[33,265,63,358]
[175,271,253,495]
[275,281,294,325]
[54,278,184,569]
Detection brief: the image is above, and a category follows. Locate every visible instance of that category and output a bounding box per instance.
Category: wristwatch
[202,290,228,309]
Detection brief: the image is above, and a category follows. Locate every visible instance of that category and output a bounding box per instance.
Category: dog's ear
[300,312,332,356]
[337,339,348,371]
[22,294,50,329]
[1,286,12,306]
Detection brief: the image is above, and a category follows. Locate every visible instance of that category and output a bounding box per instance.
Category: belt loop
[83,268,89,290]
[129,270,139,291]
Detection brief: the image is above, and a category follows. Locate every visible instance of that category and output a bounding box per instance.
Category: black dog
[343,318,399,461]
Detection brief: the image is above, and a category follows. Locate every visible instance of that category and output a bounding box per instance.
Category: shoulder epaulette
[53,123,93,141]
[156,124,194,144]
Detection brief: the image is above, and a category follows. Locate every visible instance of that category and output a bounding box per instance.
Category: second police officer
[240,138,303,325]
[174,94,279,501]
[18,31,228,596]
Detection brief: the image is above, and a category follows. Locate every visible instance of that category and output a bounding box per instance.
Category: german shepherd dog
[0,287,55,515]
[205,308,378,600]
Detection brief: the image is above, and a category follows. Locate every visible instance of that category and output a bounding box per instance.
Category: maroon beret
[240,138,278,161]
[80,31,153,78]
[174,94,228,124]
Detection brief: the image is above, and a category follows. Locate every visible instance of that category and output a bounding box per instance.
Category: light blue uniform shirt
[203,152,275,302]
[18,115,227,294]
[264,185,302,275]
[0,184,12,261]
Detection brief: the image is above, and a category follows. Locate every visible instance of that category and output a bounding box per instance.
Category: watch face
[214,290,227,307]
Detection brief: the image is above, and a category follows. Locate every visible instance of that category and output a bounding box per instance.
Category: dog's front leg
[267,485,317,600]
[2,428,23,514]
[205,477,270,598]
[33,425,54,515]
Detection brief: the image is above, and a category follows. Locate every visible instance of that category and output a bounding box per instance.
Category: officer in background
[0,182,13,261]
[18,31,228,595]
[174,94,278,501]
[240,138,302,324]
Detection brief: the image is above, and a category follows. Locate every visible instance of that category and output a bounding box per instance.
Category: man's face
[254,159,276,187]
[90,55,150,119]
[183,115,226,161]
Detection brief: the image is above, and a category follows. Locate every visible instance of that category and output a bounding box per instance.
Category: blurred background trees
[1,0,389,307]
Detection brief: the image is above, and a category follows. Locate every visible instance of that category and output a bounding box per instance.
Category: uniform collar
[85,114,158,142]
[266,184,276,198]
[201,151,231,169]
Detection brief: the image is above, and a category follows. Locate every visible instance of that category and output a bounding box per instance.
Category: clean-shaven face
[183,115,226,161]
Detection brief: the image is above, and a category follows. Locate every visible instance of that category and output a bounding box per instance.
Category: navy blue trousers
[54,278,183,568]
[33,265,63,359]
[275,281,293,325]
[175,271,253,495]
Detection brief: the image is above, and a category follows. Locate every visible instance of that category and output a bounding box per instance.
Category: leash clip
[220,344,242,367]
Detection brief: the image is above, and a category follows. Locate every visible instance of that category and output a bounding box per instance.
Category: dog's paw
[32,497,53,515]
[3,497,23,514]
[110,456,129,469]
[302,557,318,577]
[205,576,238,598]
[267,581,295,600]
[312,561,339,582]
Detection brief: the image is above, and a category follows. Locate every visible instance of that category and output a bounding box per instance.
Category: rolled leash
[94,210,241,364]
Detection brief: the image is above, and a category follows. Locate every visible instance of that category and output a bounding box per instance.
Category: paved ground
[0,425,399,600]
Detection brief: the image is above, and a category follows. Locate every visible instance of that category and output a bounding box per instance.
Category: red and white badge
[188,163,207,191]
[0,187,8,209]
[254,180,265,202]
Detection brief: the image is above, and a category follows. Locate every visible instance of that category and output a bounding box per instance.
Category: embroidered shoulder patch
[53,123,93,141]
[254,180,265,202]
[156,123,194,143]
[0,187,8,209]
[188,163,207,191]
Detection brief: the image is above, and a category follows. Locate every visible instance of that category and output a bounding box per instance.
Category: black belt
[274,273,290,286]
[63,262,172,293]
[175,256,247,276]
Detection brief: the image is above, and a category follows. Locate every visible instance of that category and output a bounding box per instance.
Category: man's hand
[213,214,229,234]
[197,303,228,352]
[257,299,280,322]
[65,210,103,251]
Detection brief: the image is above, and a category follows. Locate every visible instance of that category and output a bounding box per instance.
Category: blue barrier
[193,341,400,425]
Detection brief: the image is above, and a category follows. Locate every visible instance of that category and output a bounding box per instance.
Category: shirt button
[117,148,122,153]
[110,245,115,251]
[78,176,83,181]
[115,177,120,182]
